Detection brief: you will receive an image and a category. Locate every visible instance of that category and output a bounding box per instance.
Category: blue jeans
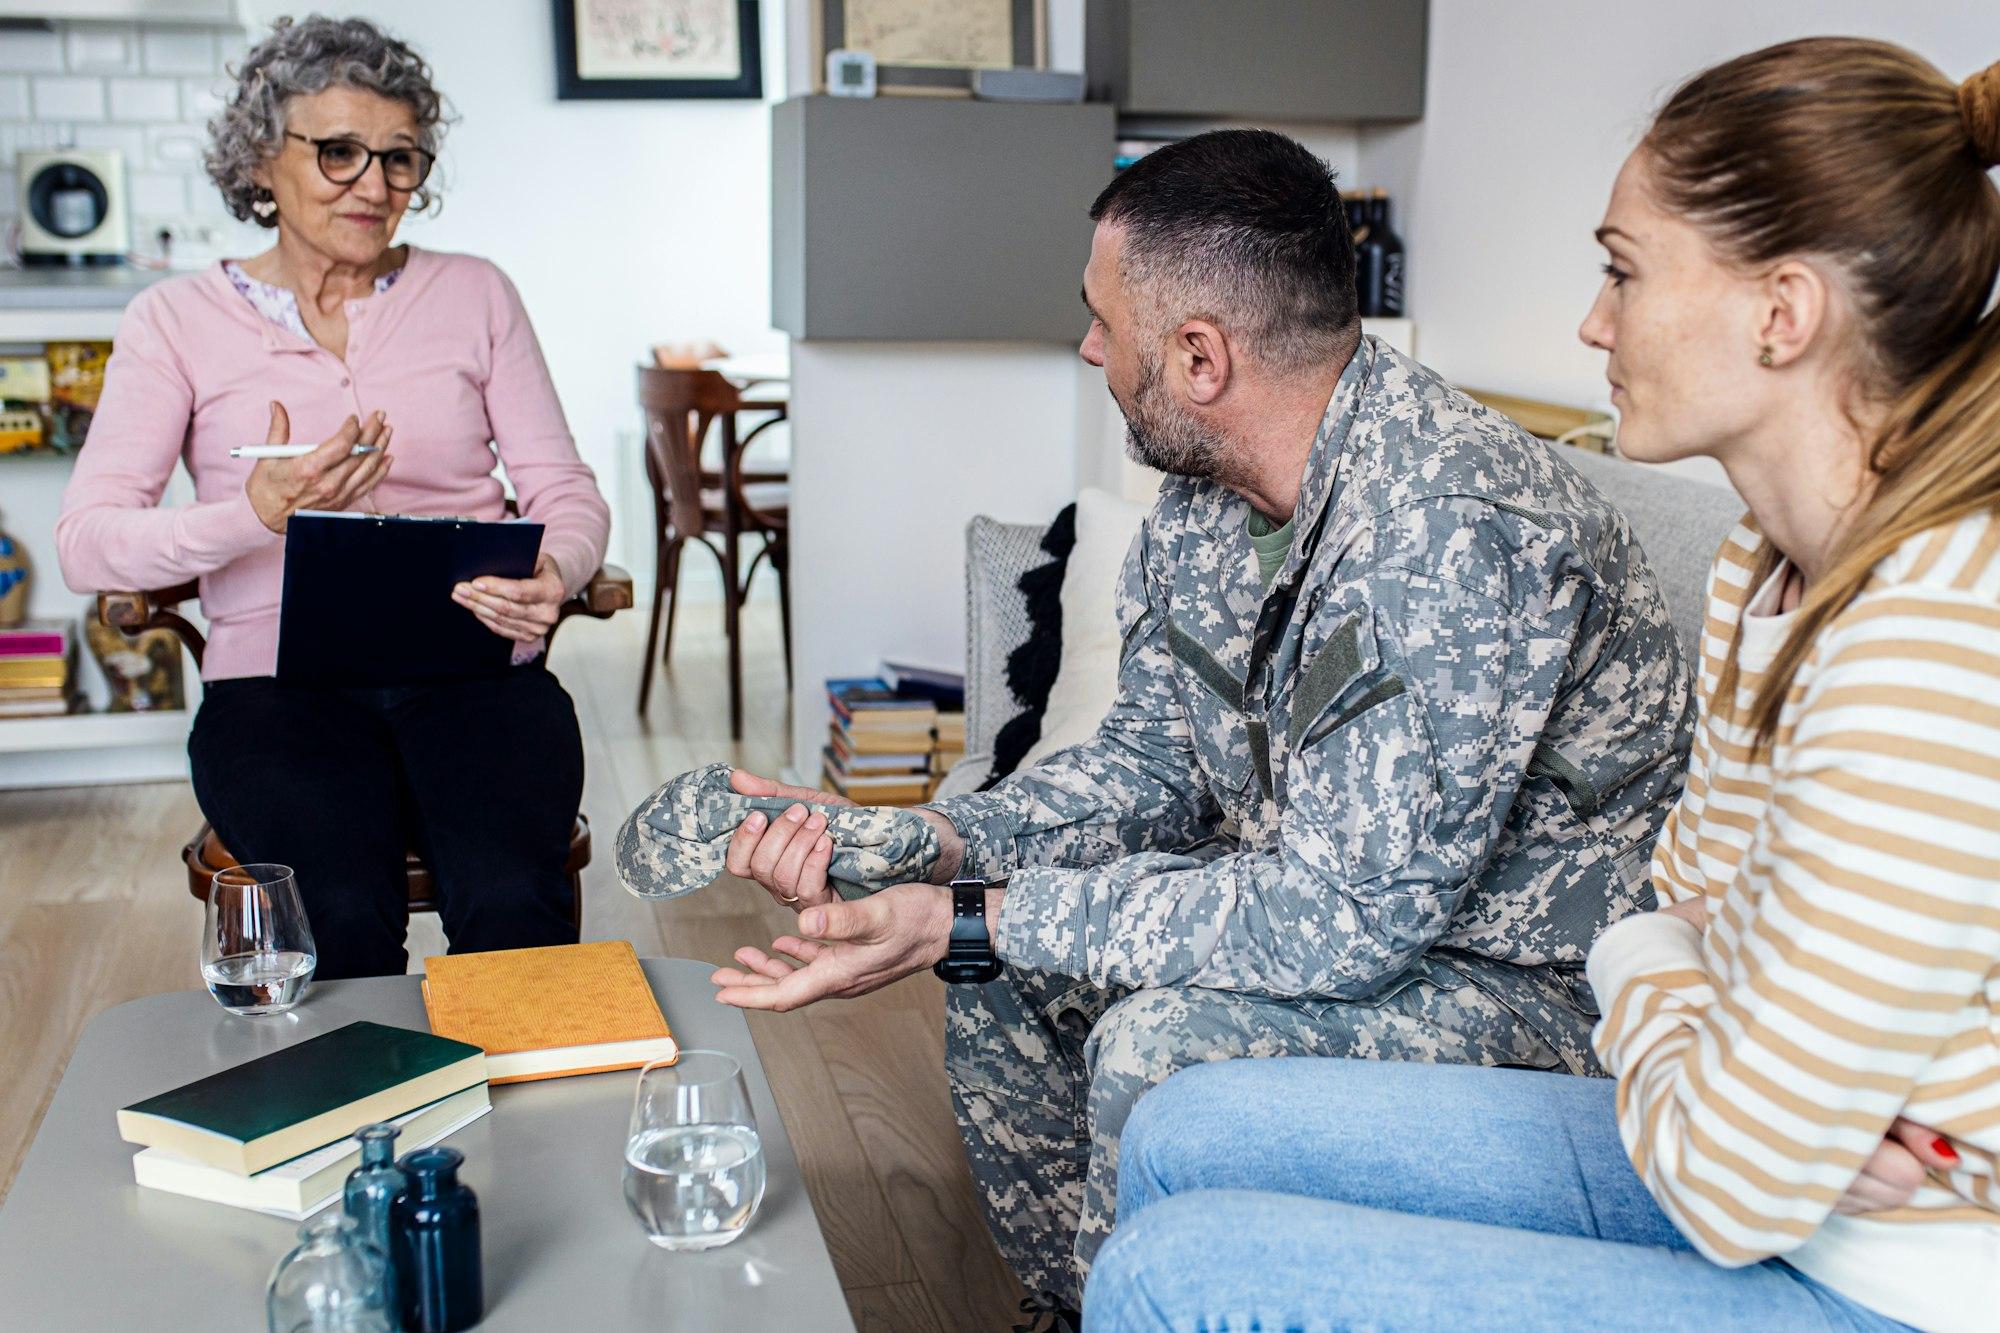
[1084,1060,1911,1332]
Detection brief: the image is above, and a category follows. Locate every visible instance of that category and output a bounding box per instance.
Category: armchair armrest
[545,563,631,653]
[571,563,634,618]
[97,580,207,666]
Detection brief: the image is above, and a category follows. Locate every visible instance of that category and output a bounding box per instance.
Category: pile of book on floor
[823,663,968,805]
[0,619,77,718]
[119,941,678,1218]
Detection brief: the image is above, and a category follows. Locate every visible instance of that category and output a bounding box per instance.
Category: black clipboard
[276,511,545,688]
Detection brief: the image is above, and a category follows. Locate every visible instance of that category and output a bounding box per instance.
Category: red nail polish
[1932,1137,1959,1162]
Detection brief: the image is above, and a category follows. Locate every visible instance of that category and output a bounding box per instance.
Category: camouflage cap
[616,762,943,900]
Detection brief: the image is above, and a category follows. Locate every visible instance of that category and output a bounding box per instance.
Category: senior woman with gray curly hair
[56,15,611,979]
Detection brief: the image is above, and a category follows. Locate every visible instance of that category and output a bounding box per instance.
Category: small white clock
[826,48,877,98]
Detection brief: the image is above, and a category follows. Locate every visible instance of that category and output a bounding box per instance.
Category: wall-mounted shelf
[1087,0,1428,124]
[0,1,246,25]
[0,707,189,756]
[0,703,196,789]
[772,96,1116,342]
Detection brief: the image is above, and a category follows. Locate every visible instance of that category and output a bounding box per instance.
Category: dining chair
[634,365,791,738]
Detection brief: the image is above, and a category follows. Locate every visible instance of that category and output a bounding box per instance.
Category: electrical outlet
[141,216,233,269]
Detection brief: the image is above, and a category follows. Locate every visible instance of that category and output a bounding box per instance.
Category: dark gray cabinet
[1088,0,1428,122]
[771,96,1117,342]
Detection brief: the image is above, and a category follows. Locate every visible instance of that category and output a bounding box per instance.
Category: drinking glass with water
[622,1051,766,1250]
[202,863,317,1016]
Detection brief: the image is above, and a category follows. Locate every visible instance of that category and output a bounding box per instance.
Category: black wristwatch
[933,877,1003,984]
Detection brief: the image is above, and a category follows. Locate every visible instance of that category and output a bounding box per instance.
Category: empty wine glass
[202,863,317,1016]
[622,1052,766,1250]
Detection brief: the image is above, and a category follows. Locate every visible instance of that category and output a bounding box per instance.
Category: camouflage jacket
[928,337,1696,1070]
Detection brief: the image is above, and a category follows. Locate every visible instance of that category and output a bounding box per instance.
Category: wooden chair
[99,561,634,923]
[635,365,791,738]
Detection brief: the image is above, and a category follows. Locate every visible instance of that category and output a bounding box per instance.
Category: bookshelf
[0,273,196,790]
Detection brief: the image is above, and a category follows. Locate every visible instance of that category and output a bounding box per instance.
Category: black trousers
[189,663,585,980]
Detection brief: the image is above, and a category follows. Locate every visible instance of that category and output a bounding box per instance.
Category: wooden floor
[0,593,1026,1332]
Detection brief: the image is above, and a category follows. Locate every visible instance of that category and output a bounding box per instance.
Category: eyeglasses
[284,132,435,191]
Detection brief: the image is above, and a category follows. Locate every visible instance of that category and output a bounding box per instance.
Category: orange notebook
[420,941,679,1085]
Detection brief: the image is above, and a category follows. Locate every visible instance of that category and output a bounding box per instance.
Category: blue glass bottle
[393,1146,483,1333]
[342,1124,406,1315]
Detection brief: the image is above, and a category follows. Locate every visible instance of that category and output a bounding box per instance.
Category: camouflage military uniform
[924,336,1696,1305]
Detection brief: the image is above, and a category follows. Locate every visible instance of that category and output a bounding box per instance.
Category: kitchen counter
[0,266,175,311]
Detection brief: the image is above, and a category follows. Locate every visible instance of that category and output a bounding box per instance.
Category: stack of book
[824,676,938,805]
[934,710,967,782]
[120,1021,491,1219]
[0,620,76,718]
[882,662,968,794]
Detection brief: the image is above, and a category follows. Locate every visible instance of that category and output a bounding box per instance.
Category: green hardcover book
[117,1021,487,1176]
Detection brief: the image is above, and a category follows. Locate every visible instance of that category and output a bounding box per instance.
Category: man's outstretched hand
[710,883,952,1012]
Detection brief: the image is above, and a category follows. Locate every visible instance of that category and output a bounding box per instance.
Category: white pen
[229,444,382,459]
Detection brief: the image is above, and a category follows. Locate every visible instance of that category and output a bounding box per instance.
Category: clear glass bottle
[394,1146,483,1333]
[342,1124,406,1316]
[265,1211,394,1333]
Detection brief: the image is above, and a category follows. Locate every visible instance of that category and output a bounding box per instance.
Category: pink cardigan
[56,246,610,681]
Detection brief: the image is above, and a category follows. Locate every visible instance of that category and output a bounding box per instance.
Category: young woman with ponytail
[1083,39,2000,1333]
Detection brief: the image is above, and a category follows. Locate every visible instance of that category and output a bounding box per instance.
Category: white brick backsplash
[0,23,239,252]
[0,28,63,75]
[180,76,223,124]
[110,77,182,123]
[186,180,234,219]
[141,29,217,78]
[146,125,205,169]
[65,24,140,75]
[70,124,149,161]
[127,169,186,217]
[1,123,75,161]
[32,76,106,122]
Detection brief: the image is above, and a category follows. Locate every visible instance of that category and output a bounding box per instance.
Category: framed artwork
[815,0,1045,97]
[554,0,763,100]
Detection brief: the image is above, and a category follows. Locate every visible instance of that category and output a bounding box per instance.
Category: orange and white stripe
[1588,514,2000,1333]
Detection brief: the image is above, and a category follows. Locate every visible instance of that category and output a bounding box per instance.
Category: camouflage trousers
[944,963,1569,1309]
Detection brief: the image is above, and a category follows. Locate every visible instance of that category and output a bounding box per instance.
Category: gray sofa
[938,447,1743,798]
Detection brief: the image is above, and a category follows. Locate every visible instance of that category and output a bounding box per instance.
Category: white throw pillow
[1020,487,1149,768]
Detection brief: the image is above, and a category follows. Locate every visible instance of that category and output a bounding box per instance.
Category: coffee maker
[17,149,130,267]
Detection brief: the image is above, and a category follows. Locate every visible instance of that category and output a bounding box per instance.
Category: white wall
[1358,0,2000,414]
[240,0,791,575]
[786,342,1089,768]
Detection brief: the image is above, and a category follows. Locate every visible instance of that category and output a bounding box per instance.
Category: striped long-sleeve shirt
[1588,514,2000,1333]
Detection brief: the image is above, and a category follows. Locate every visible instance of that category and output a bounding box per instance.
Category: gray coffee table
[0,958,855,1331]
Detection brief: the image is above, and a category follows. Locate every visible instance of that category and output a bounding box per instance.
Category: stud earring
[1758,346,1774,367]
[250,194,276,219]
